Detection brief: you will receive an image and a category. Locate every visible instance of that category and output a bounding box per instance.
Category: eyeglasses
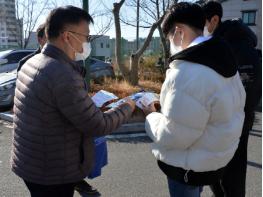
[68,31,92,42]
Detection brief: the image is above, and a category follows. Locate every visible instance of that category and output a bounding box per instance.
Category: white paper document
[136,93,159,109]
[106,92,159,109]
[91,90,118,107]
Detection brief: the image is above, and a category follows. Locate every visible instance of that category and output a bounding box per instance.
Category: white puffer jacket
[145,37,246,172]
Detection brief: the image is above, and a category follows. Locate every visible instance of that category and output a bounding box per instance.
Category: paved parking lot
[0,111,261,197]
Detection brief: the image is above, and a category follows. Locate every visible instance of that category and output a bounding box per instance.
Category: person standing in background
[17,23,47,72]
[202,1,262,196]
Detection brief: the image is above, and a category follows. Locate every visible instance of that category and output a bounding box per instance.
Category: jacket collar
[169,36,237,78]
[188,36,211,48]
[42,43,86,77]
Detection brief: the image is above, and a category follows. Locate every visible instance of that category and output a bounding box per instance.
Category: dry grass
[139,80,162,93]
[90,79,140,98]
[90,78,162,98]
[90,56,165,98]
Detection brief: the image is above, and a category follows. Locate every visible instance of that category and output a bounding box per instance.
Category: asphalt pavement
[0,112,261,197]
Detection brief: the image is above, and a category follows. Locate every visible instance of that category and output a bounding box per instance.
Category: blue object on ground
[88,137,108,179]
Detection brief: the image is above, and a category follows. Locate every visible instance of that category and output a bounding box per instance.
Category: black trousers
[24,180,78,197]
[210,113,255,197]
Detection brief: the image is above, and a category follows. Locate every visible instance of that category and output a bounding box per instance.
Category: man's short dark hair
[162,2,206,37]
[37,23,46,38]
[45,6,94,40]
[202,1,223,21]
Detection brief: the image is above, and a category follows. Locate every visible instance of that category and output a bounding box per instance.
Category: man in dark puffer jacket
[202,1,262,197]
[10,6,135,197]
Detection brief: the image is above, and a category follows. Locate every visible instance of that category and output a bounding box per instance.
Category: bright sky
[34,0,195,40]
[33,0,163,40]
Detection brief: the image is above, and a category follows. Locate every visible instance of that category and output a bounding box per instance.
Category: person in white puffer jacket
[142,2,246,197]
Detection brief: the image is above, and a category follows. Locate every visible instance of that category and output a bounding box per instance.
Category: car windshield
[0,50,13,59]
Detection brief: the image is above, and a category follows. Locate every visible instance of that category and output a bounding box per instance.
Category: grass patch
[90,78,162,98]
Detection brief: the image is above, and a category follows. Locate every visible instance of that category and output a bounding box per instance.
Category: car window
[0,50,13,59]
[6,51,33,64]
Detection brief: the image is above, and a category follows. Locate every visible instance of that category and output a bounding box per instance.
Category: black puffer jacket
[214,18,261,118]
[11,44,133,185]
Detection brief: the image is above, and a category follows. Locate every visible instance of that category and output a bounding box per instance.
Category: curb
[0,113,146,134]
[114,122,145,134]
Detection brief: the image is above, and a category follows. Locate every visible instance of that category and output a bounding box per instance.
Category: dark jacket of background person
[10,44,133,185]
[209,18,261,197]
[17,47,41,73]
[213,19,261,127]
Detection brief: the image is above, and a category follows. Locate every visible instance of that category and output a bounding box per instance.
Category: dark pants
[167,177,201,197]
[210,113,254,197]
[24,180,78,197]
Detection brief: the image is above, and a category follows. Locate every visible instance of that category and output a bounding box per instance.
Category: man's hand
[123,97,136,112]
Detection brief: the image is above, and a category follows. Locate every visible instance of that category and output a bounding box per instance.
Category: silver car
[0,58,115,109]
[0,72,16,108]
[0,49,34,73]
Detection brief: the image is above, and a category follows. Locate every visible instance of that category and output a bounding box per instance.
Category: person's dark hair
[45,6,94,40]
[37,23,46,38]
[162,2,206,37]
[202,1,223,21]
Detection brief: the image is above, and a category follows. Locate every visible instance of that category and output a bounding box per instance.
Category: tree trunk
[158,25,170,69]
[113,0,129,79]
[129,54,140,85]
[157,0,170,69]
[136,0,140,50]
[128,15,164,85]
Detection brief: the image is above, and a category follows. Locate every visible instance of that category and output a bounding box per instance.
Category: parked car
[0,49,35,73]
[0,72,16,109]
[89,58,115,81]
[0,57,115,108]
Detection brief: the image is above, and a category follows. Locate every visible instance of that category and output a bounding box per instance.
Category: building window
[106,44,110,48]
[242,10,256,26]
[101,43,104,48]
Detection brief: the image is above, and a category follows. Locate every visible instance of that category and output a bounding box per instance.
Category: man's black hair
[45,6,94,40]
[162,2,206,37]
[202,1,223,21]
[37,23,46,38]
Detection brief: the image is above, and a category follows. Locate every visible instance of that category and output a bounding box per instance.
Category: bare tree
[15,0,54,49]
[136,0,140,50]
[113,0,130,79]
[113,0,166,85]
[14,0,113,49]
[122,0,173,69]
[129,15,164,85]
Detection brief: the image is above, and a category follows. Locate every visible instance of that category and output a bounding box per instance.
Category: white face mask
[75,42,91,61]
[170,42,182,55]
[169,30,184,56]
[203,26,212,37]
[67,32,92,61]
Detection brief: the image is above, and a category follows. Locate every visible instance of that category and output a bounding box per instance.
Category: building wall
[222,0,262,49]
[0,0,20,50]
[91,35,111,60]
[26,32,38,49]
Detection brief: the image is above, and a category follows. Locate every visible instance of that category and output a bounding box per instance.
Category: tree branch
[120,18,152,28]
[135,14,164,57]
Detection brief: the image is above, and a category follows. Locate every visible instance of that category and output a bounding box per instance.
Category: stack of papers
[107,92,159,110]
[91,90,118,107]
